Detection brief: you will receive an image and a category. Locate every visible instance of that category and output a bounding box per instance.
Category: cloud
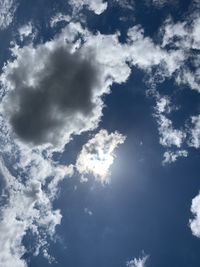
[0,0,16,30]
[1,7,200,265]
[153,94,186,148]
[84,207,93,216]
[50,13,71,28]
[157,114,186,148]
[2,43,102,147]
[112,0,135,10]
[0,21,134,265]
[190,192,200,238]
[18,23,35,41]
[76,129,126,183]
[162,150,188,165]
[126,254,149,267]
[1,22,138,149]
[148,0,178,8]
[69,0,108,15]
[0,149,73,267]
[158,16,200,92]
[187,115,200,149]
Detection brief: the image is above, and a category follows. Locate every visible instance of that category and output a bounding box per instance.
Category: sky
[0,0,200,267]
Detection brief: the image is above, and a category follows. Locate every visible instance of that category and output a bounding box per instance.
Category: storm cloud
[3,45,101,146]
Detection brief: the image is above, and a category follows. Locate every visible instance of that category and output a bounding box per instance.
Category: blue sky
[0,0,200,267]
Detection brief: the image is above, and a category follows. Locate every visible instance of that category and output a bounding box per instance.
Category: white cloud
[18,23,36,41]
[153,94,186,148]
[126,255,149,267]
[0,0,16,30]
[0,21,134,265]
[1,9,200,264]
[0,148,73,267]
[190,192,200,238]
[157,114,186,148]
[188,115,200,149]
[162,150,188,165]
[50,13,71,28]
[76,129,126,183]
[155,94,171,114]
[158,16,200,92]
[69,0,108,15]
[1,22,138,150]
[127,25,184,74]
[0,112,73,266]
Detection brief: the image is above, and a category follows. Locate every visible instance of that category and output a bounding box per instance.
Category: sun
[76,130,126,184]
[86,149,114,183]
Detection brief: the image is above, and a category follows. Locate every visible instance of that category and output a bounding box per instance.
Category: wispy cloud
[69,0,108,15]
[0,0,17,30]
[126,254,149,267]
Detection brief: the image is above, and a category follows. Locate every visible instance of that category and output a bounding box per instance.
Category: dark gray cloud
[5,46,100,145]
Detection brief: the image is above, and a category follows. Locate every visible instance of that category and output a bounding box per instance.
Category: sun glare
[76,129,126,184]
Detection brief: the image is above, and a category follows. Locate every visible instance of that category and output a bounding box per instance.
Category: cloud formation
[0,148,73,267]
[1,3,200,265]
[188,115,200,149]
[69,0,108,15]
[0,0,16,30]
[162,150,188,165]
[2,42,102,147]
[0,20,133,265]
[126,254,149,267]
[153,93,186,148]
[76,129,126,183]
[190,192,200,238]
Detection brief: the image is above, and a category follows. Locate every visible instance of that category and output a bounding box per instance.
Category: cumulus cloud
[0,20,138,265]
[0,148,73,267]
[1,22,141,149]
[1,7,200,265]
[2,45,101,147]
[162,150,188,165]
[0,0,16,30]
[158,16,200,92]
[126,254,149,267]
[76,129,126,183]
[2,17,195,150]
[190,192,200,238]
[1,26,111,149]
[69,0,108,15]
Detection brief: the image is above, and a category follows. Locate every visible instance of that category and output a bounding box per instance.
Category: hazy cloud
[76,129,126,183]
